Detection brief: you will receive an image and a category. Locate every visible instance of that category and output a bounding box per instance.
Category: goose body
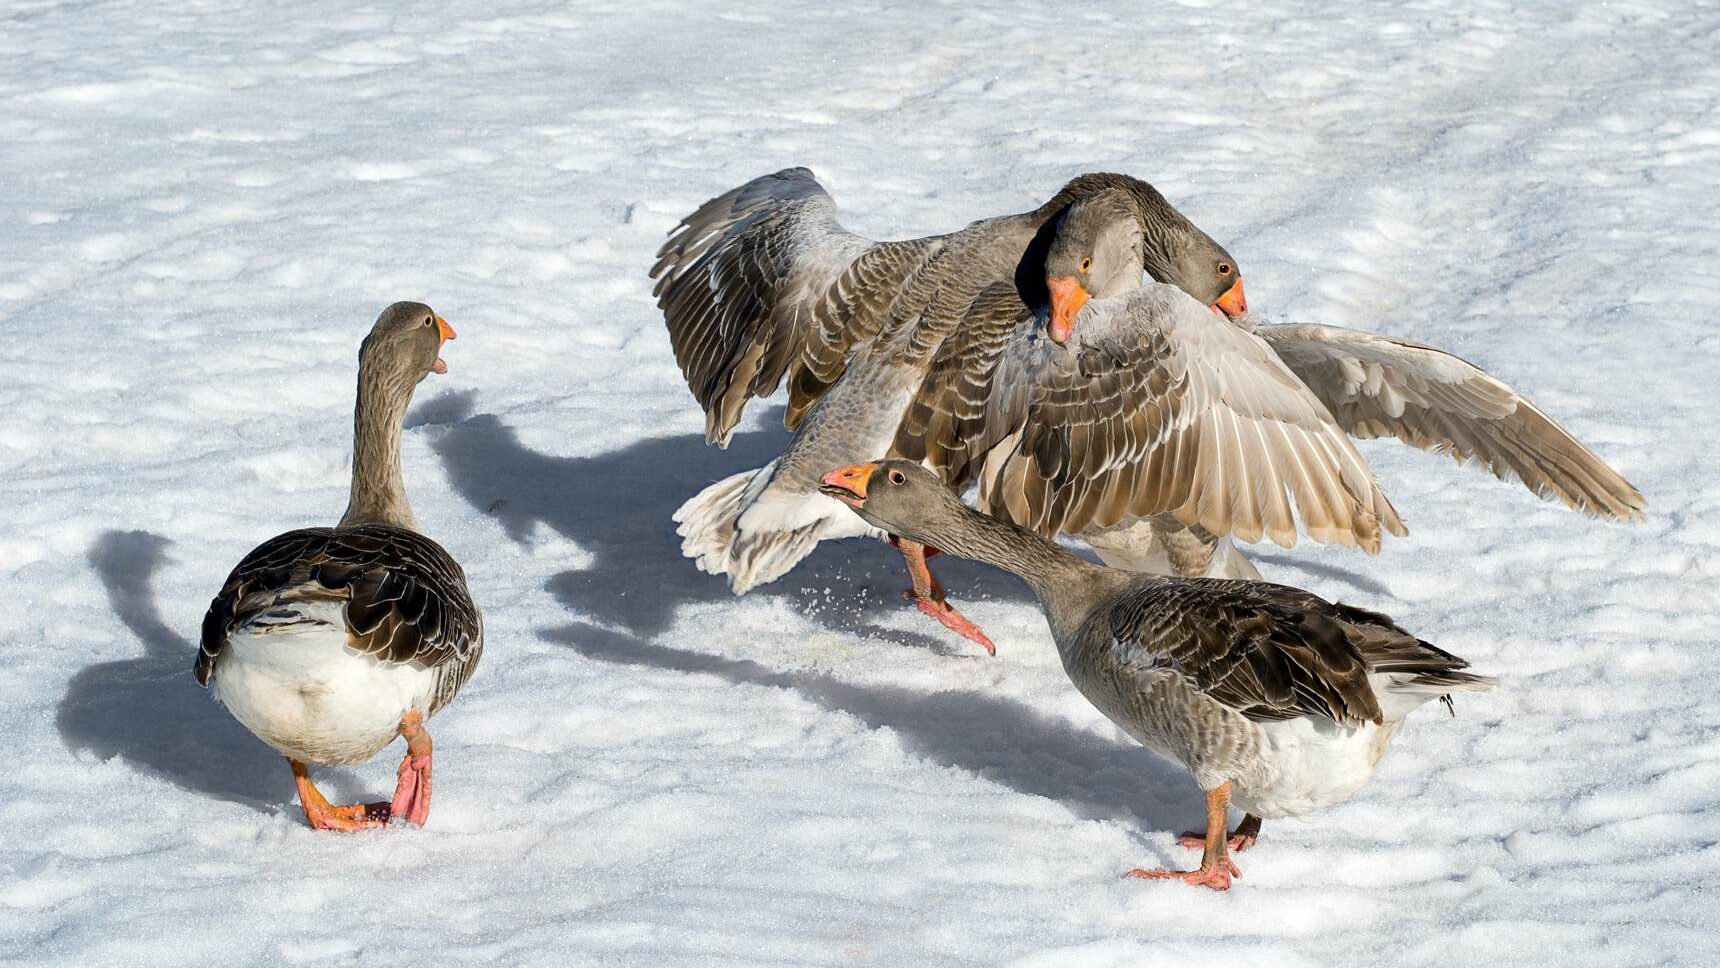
[215,599,429,766]
[200,525,481,767]
[1060,579,1475,821]
[820,459,1494,889]
[196,302,479,830]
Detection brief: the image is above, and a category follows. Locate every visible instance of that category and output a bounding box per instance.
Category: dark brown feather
[196,524,483,701]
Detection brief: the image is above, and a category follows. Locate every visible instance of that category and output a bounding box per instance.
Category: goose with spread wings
[654,169,1248,647]
[895,196,1644,608]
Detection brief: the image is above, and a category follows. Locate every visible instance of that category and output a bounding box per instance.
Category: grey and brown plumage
[1256,323,1646,521]
[197,524,482,722]
[899,284,1403,553]
[195,301,481,831]
[652,168,1244,449]
[893,193,1643,587]
[819,459,1493,890]
[656,170,1246,645]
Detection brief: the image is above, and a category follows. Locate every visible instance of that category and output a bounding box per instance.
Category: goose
[655,169,1250,645]
[819,459,1494,890]
[195,302,481,830]
[892,191,1644,633]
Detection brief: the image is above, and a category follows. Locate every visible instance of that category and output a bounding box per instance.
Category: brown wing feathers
[891,282,1032,485]
[196,525,480,686]
[651,168,870,445]
[1260,324,1645,521]
[1112,579,1473,726]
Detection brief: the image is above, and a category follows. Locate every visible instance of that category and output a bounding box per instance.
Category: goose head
[1043,191,1247,344]
[360,300,457,381]
[1043,191,1145,344]
[819,459,966,548]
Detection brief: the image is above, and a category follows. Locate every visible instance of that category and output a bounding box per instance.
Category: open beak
[1213,278,1247,318]
[432,315,456,374]
[1045,275,1089,344]
[819,462,878,509]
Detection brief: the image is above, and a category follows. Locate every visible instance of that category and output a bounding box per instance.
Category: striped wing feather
[1103,579,1480,726]
[1258,323,1646,521]
[976,287,1405,551]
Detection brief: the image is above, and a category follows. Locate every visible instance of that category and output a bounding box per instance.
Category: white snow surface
[4,1,1718,965]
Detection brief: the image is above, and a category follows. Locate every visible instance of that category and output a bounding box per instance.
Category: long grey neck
[908,505,1121,638]
[340,359,417,530]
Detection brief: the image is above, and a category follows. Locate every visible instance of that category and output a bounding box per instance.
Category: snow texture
[3,1,1718,965]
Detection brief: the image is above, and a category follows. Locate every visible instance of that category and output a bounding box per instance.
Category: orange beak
[1213,278,1247,318]
[819,462,878,509]
[431,315,455,374]
[1046,275,1089,344]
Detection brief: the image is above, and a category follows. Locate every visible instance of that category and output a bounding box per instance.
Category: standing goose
[897,195,1645,591]
[820,459,1494,890]
[655,169,1248,643]
[196,302,481,830]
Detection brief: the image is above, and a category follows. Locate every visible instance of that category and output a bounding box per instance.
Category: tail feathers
[674,466,877,594]
[674,467,760,580]
[725,523,833,594]
[1375,669,1496,721]
[1389,671,1498,694]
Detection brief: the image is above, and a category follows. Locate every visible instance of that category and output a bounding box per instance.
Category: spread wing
[651,167,939,444]
[890,282,1033,485]
[974,286,1405,551]
[196,524,482,685]
[1257,323,1646,521]
[784,236,945,428]
[1099,578,1388,724]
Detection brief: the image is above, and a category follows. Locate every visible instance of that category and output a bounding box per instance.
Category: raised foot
[388,708,434,827]
[905,591,997,655]
[1126,861,1239,890]
[388,752,433,827]
[1177,830,1258,853]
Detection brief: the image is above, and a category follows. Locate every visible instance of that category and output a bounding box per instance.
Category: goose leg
[1126,782,1241,890]
[387,709,434,827]
[893,537,996,656]
[290,759,389,831]
[1178,812,1262,853]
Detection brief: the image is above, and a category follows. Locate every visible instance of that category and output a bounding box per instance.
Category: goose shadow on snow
[56,530,366,811]
[432,392,1209,832]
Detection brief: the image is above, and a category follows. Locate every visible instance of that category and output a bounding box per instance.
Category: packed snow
[3,0,1718,965]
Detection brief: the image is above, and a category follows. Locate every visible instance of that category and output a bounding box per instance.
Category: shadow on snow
[431,392,1203,830]
[55,530,362,811]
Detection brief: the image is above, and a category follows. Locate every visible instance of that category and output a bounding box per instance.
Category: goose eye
[424,315,436,327]
[1079,257,1092,273]
[1217,262,1231,275]
[887,469,906,485]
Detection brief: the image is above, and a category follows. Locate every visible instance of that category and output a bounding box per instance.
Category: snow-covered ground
[4,0,1717,964]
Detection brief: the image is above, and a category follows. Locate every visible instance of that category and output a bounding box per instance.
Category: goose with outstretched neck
[196,302,482,831]
[820,459,1493,890]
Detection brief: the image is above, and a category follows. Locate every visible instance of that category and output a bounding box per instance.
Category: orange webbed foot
[387,709,434,827]
[906,592,998,655]
[1125,860,1240,890]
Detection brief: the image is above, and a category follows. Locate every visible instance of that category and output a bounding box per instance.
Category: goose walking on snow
[196,302,481,830]
[820,459,1494,890]
[654,168,1249,648]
